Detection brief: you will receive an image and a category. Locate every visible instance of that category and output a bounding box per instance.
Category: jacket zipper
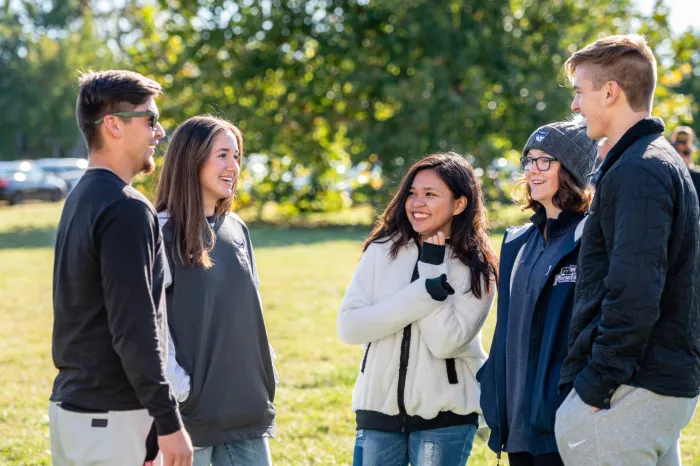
[446,358,458,384]
[494,322,505,466]
[397,324,412,432]
[360,343,371,373]
[397,259,420,432]
[495,369,504,465]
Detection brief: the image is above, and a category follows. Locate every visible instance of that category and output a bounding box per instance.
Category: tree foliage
[1,0,699,213]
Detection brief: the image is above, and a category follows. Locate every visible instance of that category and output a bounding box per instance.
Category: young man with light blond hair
[555,34,700,466]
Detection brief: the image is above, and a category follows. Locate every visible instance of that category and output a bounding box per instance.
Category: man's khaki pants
[49,401,162,465]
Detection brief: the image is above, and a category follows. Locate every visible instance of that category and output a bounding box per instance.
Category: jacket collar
[530,208,585,240]
[499,212,587,299]
[592,116,665,187]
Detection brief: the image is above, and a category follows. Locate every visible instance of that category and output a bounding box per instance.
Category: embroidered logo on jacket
[554,265,577,285]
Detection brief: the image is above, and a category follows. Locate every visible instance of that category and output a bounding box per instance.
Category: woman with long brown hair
[338,152,498,465]
[155,115,277,466]
[477,121,597,466]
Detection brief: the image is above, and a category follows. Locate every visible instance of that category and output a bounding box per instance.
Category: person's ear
[605,81,622,107]
[453,195,467,216]
[102,115,122,140]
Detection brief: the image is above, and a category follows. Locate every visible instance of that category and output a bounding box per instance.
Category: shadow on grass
[249,225,508,249]
[0,225,501,251]
[0,227,56,250]
[0,224,368,251]
[249,225,369,248]
[286,365,358,390]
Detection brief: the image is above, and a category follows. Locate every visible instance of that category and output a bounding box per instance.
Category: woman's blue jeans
[352,424,478,466]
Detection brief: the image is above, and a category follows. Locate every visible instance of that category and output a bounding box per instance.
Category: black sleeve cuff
[420,242,446,265]
[573,367,617,410]
[425,274,456,301]
[154,409,184,436]
[558,381,574,395]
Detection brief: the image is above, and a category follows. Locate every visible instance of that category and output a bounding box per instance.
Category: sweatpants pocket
[609,384,635,408]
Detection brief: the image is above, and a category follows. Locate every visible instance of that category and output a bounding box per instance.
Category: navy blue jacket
[560,118,700,409]
[477,210,586,456]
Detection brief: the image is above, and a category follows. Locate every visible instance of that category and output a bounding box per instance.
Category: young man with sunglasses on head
[670,126,700,199]
[50,70,193,466]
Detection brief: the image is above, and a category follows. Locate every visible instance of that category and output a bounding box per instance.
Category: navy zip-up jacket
[560,117,700,409]
[477,209,586,456]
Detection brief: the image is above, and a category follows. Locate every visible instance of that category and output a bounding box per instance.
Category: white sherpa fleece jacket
[338,237,495,420]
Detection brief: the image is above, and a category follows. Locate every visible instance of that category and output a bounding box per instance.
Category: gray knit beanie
[522,121,598,187]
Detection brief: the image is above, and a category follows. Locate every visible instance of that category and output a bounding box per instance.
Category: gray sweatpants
[554,385,698,466]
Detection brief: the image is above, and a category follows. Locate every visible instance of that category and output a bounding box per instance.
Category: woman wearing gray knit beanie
[476,121,597,466]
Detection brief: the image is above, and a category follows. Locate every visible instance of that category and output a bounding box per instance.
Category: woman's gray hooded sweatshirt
[159,211,277,448]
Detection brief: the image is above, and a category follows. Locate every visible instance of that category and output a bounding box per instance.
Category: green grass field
[1,202,699,465]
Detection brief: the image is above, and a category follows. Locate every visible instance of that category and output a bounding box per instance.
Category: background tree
[1,0,698,216]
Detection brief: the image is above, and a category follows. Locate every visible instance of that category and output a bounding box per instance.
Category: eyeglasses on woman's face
[520,156,558,171]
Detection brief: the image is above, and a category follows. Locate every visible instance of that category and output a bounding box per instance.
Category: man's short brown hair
[76,70,162,151]
[565,34,657,112]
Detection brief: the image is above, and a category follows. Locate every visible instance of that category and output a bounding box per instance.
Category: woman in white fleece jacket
[338,152,498,466]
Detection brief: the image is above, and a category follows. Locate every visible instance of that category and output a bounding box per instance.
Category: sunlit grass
[0,202,698,465]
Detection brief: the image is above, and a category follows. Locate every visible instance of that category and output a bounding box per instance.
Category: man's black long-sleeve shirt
[51,168,182,435]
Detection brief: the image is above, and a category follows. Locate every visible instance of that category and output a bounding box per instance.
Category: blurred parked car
[35,158,88,190]
[0,161,68,205]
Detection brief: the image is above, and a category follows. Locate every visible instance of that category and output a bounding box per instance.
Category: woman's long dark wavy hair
[363,152,499,298]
